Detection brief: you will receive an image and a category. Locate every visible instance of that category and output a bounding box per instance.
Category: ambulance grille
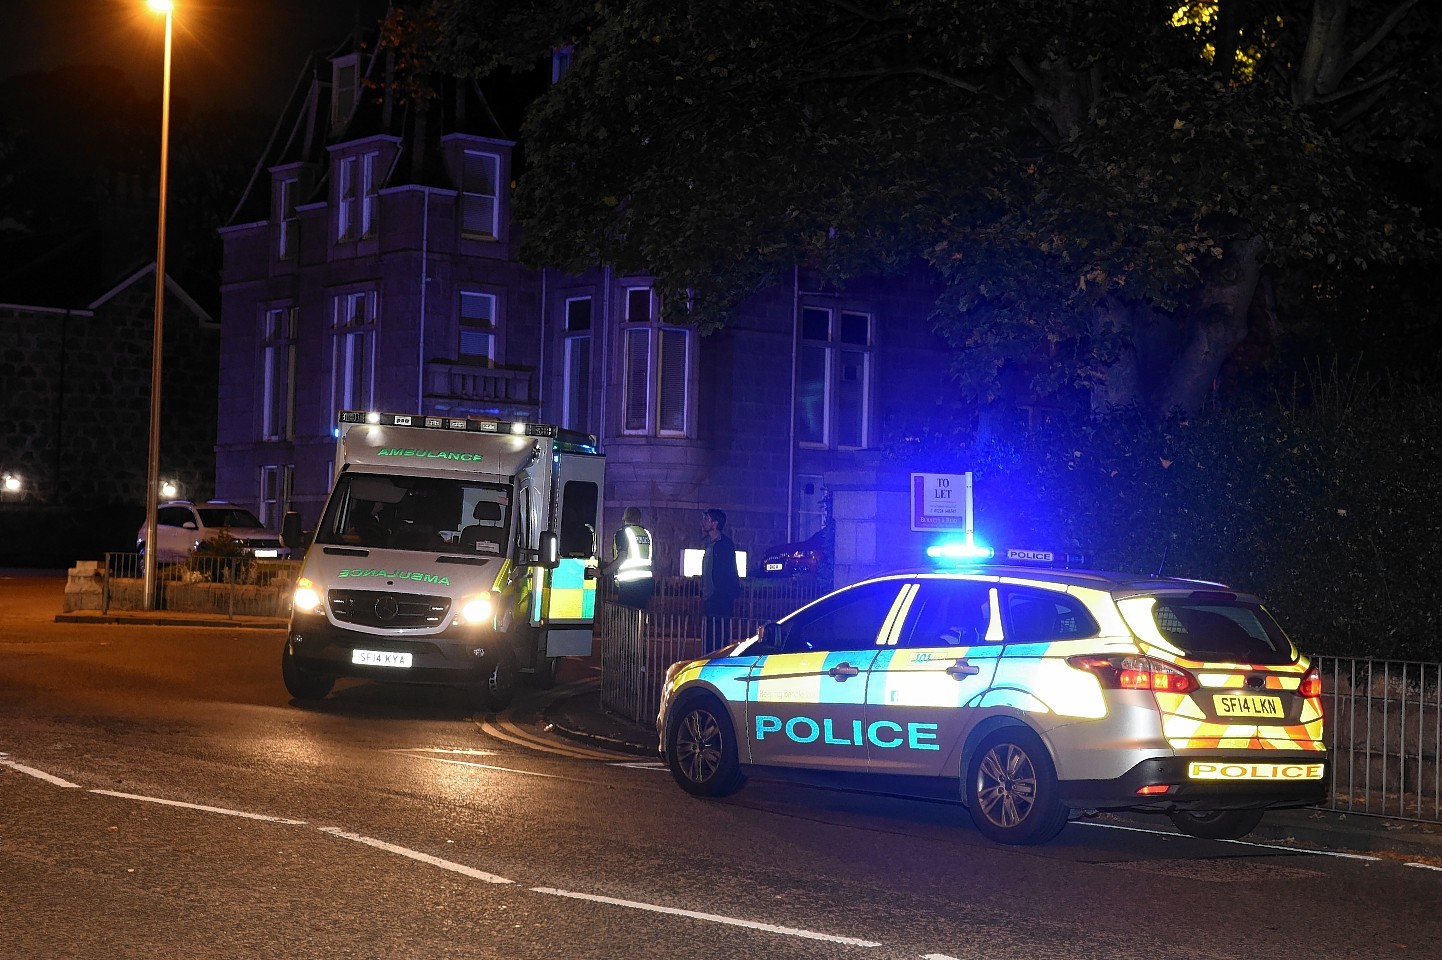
[328,590,450,628]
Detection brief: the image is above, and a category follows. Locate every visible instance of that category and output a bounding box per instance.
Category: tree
[411,0,1438,421]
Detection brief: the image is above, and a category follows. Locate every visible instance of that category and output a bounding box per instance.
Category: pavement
[52,607,1442,865]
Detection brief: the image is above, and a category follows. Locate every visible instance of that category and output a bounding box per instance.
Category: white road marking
[1,757,82,788]
[318,827,513,884]
[402,754,574,780]
[476,717,633,761]
[12,748,1433,950]
[531,887,881,947]
[611,761,667,771]
[89,790,308,824]
[1077,819,1382,860]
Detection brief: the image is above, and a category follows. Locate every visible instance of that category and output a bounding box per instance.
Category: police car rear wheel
[966,729,1069,845]
[667,698,746,797]
[281,649,334,701]
[1167,808,1264,840]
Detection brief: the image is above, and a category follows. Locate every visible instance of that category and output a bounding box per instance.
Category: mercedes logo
[374,595,399,621]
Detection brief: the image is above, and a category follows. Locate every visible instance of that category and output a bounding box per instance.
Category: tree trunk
[1156,234,1264,417]
[1090,298,1144,416]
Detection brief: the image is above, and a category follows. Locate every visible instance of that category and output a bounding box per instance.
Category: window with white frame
[275,176,298,260]
[461,150,500,238]
[622,286,691,437]
[337,151,378,241]
[331,55,358,129]
[332,289,376,417]
[459,291,496,364]
[552,45,574,83]
[797,306,872,449]
[262,305,297,441]
[563,296,592,431]
[259,464,293,529]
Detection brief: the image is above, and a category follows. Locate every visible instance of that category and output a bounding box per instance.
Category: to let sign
[911,472,972,532]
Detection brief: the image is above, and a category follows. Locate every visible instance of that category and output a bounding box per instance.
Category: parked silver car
[136,500,289,563]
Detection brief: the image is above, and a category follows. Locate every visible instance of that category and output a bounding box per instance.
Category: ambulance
[281,410,604,711]
[657,547,1328,845]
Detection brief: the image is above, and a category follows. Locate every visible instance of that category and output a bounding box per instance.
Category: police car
[657,546,1327,845]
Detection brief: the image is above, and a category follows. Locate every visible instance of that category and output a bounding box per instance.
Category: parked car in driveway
[135,500,289,563]
[755,529,829,578]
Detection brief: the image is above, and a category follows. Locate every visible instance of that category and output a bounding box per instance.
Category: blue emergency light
[926,541,996,562]
[927,541,1087,568]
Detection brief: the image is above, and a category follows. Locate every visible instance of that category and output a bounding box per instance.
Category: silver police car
[657,549,1327,845]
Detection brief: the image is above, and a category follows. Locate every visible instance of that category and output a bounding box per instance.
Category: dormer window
[336,151,379,241]
[461,150,500,239]
[274,175,298,260]
[331,54,359,130]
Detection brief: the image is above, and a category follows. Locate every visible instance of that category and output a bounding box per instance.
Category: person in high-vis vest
[603,506,654,610]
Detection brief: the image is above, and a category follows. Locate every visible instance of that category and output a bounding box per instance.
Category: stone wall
[0,281,219,567]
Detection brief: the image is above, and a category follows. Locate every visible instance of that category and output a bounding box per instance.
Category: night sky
[1,0,392,113]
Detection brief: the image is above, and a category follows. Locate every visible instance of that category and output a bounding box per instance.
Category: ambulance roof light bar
[337,410,599,452]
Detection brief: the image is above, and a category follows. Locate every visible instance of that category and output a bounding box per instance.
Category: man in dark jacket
[701,508,741,653]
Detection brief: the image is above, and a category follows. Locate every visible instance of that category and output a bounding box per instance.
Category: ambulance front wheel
[965,727,1069,845]
[1167,808,1264,840]
[281,647,334,701]
[665,695,746,798]
[470,646,519,712]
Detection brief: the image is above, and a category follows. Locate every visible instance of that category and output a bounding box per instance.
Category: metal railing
[1317,656,1440,824]
[102,552,300,619]
[599,576,827,725]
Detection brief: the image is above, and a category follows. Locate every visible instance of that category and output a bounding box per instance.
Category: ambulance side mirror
[538,531,560,569]
[281,511,305,551]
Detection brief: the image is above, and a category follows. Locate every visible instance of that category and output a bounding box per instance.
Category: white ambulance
[281,411,604,711]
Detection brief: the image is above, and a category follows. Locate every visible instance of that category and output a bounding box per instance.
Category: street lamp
[143,0,174,609]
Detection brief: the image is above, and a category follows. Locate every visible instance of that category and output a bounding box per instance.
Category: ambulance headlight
[292,579,323,614]
[460,592,497,625]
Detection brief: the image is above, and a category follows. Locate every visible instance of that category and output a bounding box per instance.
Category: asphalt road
[3,571,1439,959]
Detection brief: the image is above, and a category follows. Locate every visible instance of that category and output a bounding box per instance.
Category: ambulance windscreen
[315,472,512,556]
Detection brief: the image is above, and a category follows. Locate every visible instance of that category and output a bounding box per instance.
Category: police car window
[1151,600,1293,665]
[1003,590,1099,644]
[778,581,909,653]
[901,581,995,647]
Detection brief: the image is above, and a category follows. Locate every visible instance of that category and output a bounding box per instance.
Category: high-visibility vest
[615,524,653,583]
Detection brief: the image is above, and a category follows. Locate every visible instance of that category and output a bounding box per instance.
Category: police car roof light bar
[927,543,1087,569]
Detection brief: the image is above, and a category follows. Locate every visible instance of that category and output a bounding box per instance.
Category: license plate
[1188,761,1326,781]
[1214,694,1283,718]
[252,549,279,558]
[353,649,412,668]
[765,562,784,572]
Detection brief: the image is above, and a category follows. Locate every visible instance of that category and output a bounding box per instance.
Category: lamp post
[142,0,173,610]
